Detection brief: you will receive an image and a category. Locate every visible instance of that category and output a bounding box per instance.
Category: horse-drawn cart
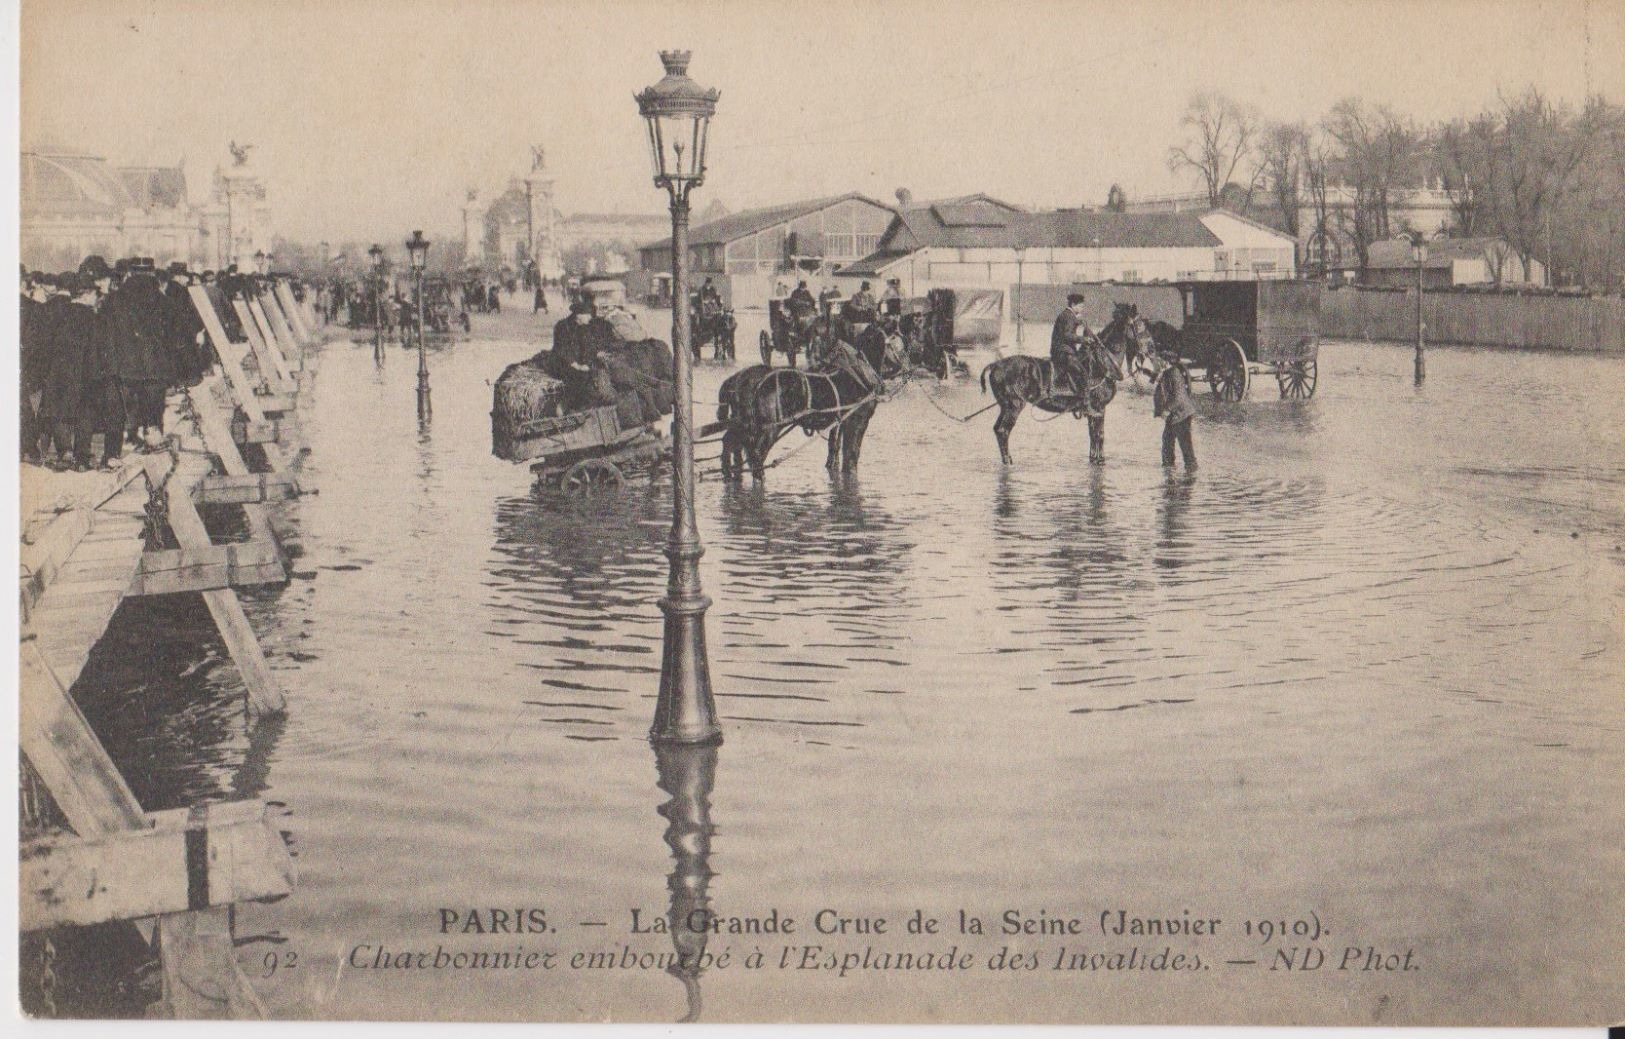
[1167,279,1320,401]
[491,360,671,496]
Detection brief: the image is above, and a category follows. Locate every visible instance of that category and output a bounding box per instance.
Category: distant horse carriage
[690,294,737,361]
[1149,280,1321,401]
[761,295,825,368]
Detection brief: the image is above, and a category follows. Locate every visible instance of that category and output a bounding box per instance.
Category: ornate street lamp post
[406,230,431,417]
[253,249,267,276]
[637,50,721,746]
[368,243,385,361]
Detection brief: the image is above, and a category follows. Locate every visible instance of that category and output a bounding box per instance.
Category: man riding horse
[981,300,1151,465]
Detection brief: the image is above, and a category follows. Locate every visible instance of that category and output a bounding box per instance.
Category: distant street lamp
[1406,233,1427,385]
[368,243,385,361]
[254,249,267,276]
[637,49,721,746]
[1014,245,1027,350]
[406,229,431,417]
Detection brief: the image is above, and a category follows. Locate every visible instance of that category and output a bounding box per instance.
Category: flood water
[74,310,1625,1024]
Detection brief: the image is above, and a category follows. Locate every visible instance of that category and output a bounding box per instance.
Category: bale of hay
[491,360,566,459]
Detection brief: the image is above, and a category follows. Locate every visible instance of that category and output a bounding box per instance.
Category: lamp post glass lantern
[406,230,431,415]
[637,50,722,746]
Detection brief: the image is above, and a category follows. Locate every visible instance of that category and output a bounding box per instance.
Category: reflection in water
[655,741,718,1023]
[1154,472,1195,571]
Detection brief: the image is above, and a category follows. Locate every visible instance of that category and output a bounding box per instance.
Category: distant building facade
[838,198,1298,293]
[1359,236,1546,289]
[633,192,896,306]
[21,144,271,272]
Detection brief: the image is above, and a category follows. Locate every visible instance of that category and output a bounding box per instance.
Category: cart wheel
[1276,359,1318,400]
[562,459,624,496]
[759,330,772,366]
[1209,339,1249,402]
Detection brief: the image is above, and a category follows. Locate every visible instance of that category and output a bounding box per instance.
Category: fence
[1317,287,1623,353]
[1013,282,1625,353]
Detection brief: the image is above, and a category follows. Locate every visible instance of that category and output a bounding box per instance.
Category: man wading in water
[1152,352,1197,471]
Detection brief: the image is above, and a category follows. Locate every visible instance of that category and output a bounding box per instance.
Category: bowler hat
[78,255,112,279]
[1066,293,1086,305]
[167,261,189,274]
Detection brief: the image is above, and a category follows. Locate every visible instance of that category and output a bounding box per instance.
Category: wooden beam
[189,287,267,425]
[275,282,313,347]
[248,298,298,378]
[230,416,299,446]
[165,491,287,715]
[21,800,296,931]
[263,291,306,355]
[232,300,294,393]
[18,642,149,835]
[130,541,285,596]
[197,472,301,506]
[255,391,298,415]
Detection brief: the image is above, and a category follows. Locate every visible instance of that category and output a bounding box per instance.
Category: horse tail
[980,363,993,394]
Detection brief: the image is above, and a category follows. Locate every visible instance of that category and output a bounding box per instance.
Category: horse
[690,298,737,361]
[978,303,1153,465]
[715,325,905,479]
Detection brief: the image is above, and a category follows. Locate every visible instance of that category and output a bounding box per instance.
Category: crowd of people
[19,255,299,470]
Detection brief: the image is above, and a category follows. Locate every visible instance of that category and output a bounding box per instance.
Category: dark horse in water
[979,302,1154,465]
[713,324,905,479]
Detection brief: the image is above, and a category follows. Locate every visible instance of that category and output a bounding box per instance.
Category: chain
[39,934,58,1017]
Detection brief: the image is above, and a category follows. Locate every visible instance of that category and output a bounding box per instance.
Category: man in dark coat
[787,280,816,312]
[104,258,175,448]
[162,263,210,386]
[20,270,48,462]
[60,259,125,469]
[1152,353,1197,471]
[1050,293,1092,401]
[543,297,618,411]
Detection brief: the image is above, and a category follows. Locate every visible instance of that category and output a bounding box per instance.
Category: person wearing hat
[162,264,210,387]
[543,296,617,411]
[105,257,175,450]
[847,280,877,327]
[879,277,903,318]
[1152,350,1197,471]
[1050,293,1094,408]
[787,280,816,312]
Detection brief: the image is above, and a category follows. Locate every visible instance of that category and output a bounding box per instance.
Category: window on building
[1121,270,1141,283]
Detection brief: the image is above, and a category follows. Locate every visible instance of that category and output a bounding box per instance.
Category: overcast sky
[20,0,1625,244]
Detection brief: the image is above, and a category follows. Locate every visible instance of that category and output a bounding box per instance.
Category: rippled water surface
[76,316,1625,1024]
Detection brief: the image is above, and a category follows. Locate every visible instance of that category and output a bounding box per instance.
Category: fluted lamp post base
[651,547,721,745]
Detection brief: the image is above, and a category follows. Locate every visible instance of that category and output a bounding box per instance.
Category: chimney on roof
[895,187,914,207]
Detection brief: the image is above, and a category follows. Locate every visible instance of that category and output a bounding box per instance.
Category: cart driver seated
[786,280,817,314]
[542,296,618,411]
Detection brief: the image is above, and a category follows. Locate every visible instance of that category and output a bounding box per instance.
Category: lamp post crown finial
[660,50,692,76]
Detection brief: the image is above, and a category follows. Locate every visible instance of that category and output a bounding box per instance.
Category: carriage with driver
[490,340,676,497]
[1157,279,1321,401]
[690,291,737,361]
[760,293,826,368]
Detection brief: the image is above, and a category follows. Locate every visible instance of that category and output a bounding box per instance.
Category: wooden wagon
[491,363,669,495]
[1169,280,1321,401]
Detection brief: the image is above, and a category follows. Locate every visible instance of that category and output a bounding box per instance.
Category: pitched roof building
[637,192,896,277]
[838,204,1297,292]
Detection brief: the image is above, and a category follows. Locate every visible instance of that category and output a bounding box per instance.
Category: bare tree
[1323,98,1420,269]
[1167,91,1266,210]
[1260,121,1309,237]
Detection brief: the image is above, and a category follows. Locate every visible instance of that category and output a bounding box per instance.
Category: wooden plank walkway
[17,298,327,1018]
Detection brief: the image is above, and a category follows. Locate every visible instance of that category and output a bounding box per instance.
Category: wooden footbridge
[19,282,325,1018]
